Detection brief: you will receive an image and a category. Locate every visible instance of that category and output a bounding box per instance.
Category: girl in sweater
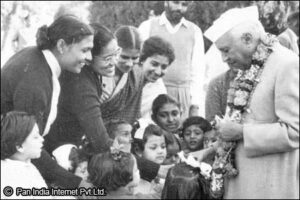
[1,111,52,199]
[132,123,167,198]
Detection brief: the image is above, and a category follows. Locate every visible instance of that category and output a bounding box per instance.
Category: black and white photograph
[1,1,299,199]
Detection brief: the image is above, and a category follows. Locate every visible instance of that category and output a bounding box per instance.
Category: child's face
[142,135,167,164]
[114,123,133,153]
[183,125,204,151]
[155,103,181,133]
[74,161,89,181]
[203,129,218,149]
[20,124,44,160]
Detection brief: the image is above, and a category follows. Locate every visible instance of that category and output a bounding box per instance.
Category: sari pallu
[100,66,145,124]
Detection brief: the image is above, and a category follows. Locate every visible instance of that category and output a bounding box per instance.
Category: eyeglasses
[95,47,122,64]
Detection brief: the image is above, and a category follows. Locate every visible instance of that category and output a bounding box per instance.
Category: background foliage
[1,1,299,66]
[89,1,299,50]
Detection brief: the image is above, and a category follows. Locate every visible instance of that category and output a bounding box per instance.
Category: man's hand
[157,164,174,179]
[215,117,243,142]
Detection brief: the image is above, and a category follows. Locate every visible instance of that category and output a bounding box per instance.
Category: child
[151,94,183,164]
[105,119,133,153]
[132,123,167,198]
[1,111,52,199]
[161,162,211,199]
[181,116,212,152]
[87,140,150,199]
[52,144,91,182]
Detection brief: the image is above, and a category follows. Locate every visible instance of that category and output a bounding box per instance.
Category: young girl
[105,119,133,153]
[52,144,91,182]
[161,162,211,199]
[87,141,150,199]
[1,111,52,199]
[132,123,167,198]
[151,94,183,164]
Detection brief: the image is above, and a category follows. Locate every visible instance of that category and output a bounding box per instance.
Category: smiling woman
[99,36,175,125]
[1,15,94,189]
[44,23,115,155]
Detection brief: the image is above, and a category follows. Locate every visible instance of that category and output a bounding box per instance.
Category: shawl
[100,65,145,124]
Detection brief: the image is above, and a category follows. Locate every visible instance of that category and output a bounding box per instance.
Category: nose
[158,146,165,154]
[126,59,133,67]
[221,53,229,63]
[167,114,174,122]
[154,66,162,76]
[40,135,44,143]
[190,132,197,139]
[109,55,118,66]
[86,51,92,63]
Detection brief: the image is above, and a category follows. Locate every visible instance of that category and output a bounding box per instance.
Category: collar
[2,158,32,167]
[159,12,188,28]
[42,49,62,78]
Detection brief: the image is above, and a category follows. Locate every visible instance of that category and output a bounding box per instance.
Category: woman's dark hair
[90,23,115,57]
[115,26,142,51]
[1,111,37,160]
[182,116,212,135]
[151,94,180,124]
[36,15,94,50]
[132,123,166,154]
[140,36,175,65]
[88,151,135,192]
[161,162,211,199]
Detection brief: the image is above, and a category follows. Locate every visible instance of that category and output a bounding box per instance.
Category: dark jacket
[205,69,236,121]
[45,66,112,154]
[1,47,81,188]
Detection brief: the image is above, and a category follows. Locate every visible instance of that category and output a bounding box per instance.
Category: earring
[17,146,24,153]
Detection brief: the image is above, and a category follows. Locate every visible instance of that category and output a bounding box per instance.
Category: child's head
[151,94,181,133]
[105,119,133,153]
[132,123,167,164]
[161,162,210,199]
[115,25,142,74]
[52,144,91,181]
[1,111,44,161]
[88,151,140,193]
[182,116,212,152]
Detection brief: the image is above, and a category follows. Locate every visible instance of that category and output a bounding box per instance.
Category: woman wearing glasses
[100,26,175,125]
[44,24,118,154]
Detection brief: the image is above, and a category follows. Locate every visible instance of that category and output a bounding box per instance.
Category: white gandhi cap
[204,6,260,43]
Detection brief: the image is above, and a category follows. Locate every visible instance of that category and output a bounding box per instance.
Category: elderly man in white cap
[204,6,299,199]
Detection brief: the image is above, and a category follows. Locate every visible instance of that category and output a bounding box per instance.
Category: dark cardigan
[45,66,112,154]
[205,69,236,121]
[1,47,81,188]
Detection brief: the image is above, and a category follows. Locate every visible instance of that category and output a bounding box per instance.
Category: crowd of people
[1,1,299,199]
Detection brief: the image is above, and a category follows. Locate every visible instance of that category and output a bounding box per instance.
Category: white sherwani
[224,43,299,199]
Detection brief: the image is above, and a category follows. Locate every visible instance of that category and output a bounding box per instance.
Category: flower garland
[227,33,278,122]
[210,34,278,198]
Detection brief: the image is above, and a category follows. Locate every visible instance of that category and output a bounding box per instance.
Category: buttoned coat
[224,43,299,199]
